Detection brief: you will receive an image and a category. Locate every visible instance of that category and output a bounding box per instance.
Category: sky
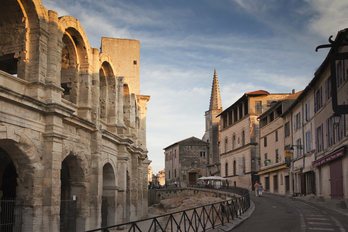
[41,0,348,174]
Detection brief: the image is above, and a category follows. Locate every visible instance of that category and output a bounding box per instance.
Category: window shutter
[325,79,328,101]
[316,127,318,152]
[319,86,322,108]
[314,91,317,113]
[326,119,329,147]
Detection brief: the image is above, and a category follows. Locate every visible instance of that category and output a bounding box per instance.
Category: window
[336,60,345,87]
[264,153,268,166]
[316,124,324,152]
[229,112,232,125]
[314,87,322,113]
[269,112,274,122]
[225,162,228,177]
[275,130,278,142]
[296,139,302,158]
[200,151,206,157]
[223,114,228,128]
[255,101,262,114]
[233,160,236,176]
[174,149,177,158]
[305,131,311,153]
[239,105,243,119]
[294,112,301,131]
[234,109,238,122]
[232,135,236,150]
[242,131,245,146]
[305,102,310,121]
[325,76,332,102]
[285,122,290,137]
[275,149,279,163]
[225,138,228,153]
[264,137,267,147]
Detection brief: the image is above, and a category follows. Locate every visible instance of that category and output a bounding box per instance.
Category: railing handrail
[86,188,250,232]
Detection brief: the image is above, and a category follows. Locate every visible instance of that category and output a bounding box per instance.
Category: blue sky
[41,0,348,174]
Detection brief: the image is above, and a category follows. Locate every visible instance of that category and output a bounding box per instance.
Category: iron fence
[86,189,250,232]
[0,198,23,232]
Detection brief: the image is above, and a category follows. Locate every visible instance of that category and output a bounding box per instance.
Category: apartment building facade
[258,28,348,201]
[219,91,291,190]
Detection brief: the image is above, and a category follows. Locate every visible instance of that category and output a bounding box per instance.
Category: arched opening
[102,163,116,227]
[61,32,79,104]
[123,85,131,129]
[99,69,107,120]
[99,61,116,123]
[60,154,86,232]
[60,159,76,232]
[225,162,228,177]
[0,0,28,78]
[60,27,89,106]
[0,147,18,231]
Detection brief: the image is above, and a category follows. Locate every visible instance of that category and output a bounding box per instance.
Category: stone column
[116,155,129,224]
[142,158,151,217]
[129,153,139,221]
[88,131,103,230]
[42,113,67,232]
[45,10,64,104]
[137,95,150,150]
[91,48,100,125]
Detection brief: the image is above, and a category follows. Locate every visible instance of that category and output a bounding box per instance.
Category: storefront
[313,147,346,199]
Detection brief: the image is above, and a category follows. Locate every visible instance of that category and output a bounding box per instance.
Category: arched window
[225,162,228,177]
[233,160,236,176]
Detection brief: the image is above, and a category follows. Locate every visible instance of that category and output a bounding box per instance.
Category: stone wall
[0,1,150,232]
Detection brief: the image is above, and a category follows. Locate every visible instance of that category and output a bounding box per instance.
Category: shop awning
[257,164,288,175]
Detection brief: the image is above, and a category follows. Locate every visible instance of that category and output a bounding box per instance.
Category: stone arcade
[0,0,150,231]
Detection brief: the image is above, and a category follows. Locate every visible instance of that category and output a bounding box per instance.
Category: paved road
[232,194,348,232]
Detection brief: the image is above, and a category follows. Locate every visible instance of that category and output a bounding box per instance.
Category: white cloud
[305,0,348,39]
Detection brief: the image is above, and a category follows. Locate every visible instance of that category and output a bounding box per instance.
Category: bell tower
[202,69,222,175]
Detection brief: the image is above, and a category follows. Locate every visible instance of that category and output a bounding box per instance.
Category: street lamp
[316,30,348,114]
[331,112,341,126]
[289,145,303,159]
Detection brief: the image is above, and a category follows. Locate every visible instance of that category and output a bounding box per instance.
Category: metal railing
[86,188,250,232]
[0,198,23,232]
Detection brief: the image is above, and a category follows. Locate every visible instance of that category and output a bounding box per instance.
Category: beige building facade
[0,1,150,231]
[219,91,291,190]
[258,92,303,195]
[257,28,348,203]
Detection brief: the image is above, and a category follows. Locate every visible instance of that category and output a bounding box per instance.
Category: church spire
[209,69,222,110]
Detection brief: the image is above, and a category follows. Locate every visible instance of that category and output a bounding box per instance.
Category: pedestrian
[254,181,259,197]
[258,182,265,197]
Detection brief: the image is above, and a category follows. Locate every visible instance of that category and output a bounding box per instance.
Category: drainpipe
[301,101,306,191]
[291,111,295,194]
